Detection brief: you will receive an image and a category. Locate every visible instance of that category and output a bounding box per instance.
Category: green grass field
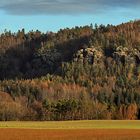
[0,120,140,129]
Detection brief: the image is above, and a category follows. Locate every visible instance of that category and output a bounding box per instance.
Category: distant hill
[0,20,140,121]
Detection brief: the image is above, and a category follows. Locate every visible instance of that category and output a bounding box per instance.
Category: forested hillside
[0,20,140,120]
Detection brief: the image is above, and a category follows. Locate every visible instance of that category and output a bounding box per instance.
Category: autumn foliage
[0,20,140,120]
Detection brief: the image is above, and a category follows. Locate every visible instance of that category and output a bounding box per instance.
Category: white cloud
[0,0,139,15]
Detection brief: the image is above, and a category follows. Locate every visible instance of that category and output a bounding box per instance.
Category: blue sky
[0,0,140,33]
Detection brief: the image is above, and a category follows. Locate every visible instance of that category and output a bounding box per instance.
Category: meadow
[0,121,140,140]
[0,120,140,129]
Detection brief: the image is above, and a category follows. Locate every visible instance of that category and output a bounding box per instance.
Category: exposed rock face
[113,46,140,65]
[73,45,140,66]
[73,46,103,64]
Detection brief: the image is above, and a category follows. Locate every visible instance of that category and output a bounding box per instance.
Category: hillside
[0,20,140,120]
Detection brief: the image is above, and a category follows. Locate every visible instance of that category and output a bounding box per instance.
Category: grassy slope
[0,120,140,129]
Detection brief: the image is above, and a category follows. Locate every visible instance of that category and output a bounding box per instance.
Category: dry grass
[0,120,140,129]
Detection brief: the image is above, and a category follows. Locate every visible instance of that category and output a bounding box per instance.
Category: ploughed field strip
[0,129,140,140]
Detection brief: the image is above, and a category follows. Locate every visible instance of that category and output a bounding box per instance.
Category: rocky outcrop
[113,46,140,65]
[73,46,103,64]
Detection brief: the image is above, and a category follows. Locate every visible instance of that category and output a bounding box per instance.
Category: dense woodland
[0,20,140,120]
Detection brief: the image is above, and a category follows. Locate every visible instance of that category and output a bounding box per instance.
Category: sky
[0,0,140,33]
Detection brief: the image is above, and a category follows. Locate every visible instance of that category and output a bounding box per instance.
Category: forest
[0,20,140,121]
